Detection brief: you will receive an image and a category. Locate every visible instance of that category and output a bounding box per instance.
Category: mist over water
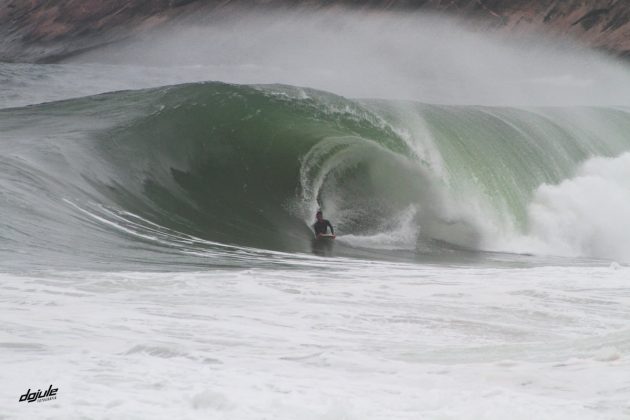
[70,9,630,106]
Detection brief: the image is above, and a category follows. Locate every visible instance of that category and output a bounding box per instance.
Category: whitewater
[1,10,630,420]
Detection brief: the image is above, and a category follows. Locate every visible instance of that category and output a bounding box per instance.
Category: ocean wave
[2,81,630,267]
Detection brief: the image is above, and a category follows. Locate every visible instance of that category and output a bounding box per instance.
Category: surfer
[313,210,335,238]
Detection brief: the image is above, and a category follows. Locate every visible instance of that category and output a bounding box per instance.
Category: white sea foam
[506,153,630,262]
[1,263,629,419]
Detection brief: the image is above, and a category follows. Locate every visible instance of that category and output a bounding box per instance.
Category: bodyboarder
[313,210,335,239]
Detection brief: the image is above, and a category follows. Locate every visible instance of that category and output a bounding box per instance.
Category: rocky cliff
[1,0,630,62]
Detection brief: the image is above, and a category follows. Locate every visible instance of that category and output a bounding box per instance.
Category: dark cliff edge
[2,0,630,63]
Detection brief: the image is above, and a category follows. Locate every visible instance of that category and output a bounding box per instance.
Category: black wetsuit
[313,219,334,236]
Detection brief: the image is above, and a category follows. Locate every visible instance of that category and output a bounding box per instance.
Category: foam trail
[337,205,419,250]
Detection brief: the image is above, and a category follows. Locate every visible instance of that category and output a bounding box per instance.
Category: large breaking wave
[2,81,630,267]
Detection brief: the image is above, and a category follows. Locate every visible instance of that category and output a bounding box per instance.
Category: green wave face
[2,81,630,264]
[88,83,419,252]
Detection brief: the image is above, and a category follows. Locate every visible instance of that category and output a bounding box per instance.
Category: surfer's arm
[327,220,334,235]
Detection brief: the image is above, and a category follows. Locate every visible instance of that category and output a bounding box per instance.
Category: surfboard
[316,234,336,240]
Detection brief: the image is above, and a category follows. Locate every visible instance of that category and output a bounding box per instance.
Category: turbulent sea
[1,11,630,419]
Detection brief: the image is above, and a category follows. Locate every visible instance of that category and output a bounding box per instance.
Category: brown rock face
[0,0,199,61]
[464,1,630,58]
[1,0,630,62]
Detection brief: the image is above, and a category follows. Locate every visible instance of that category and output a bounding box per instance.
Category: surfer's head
[316,210,323,221]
